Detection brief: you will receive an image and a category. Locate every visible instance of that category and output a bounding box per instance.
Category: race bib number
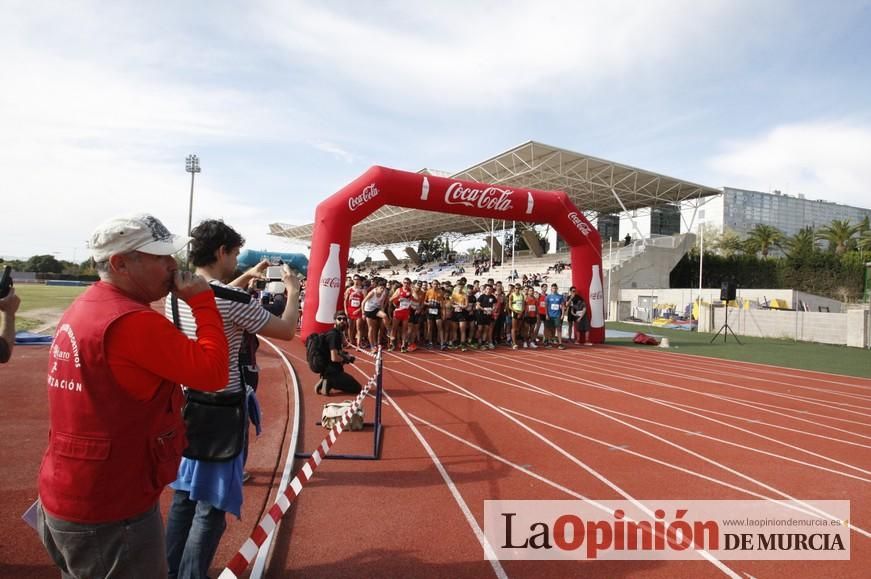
[550,303,561,312]
[350,299,361,307]
[453,305,462,312]
[399,298,411,309]
[482,307,493,314]
[527,304,536,312]
[428,307,439,315]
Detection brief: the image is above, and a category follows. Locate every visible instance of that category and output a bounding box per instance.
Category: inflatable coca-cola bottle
[315,243,342,323]
[589,264,604,328]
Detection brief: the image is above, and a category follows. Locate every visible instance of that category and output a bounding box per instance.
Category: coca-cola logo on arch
[348,184,379,212]
[444,182,514,212]
[567,212,591,236]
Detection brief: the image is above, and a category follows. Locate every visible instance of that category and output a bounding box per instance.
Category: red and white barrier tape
[218,349,381,579]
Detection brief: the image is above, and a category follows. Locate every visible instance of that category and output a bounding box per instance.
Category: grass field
[13,284,88,332]
[607,321,871,378]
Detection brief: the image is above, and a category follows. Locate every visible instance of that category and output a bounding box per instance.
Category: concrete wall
[707,306,870,347]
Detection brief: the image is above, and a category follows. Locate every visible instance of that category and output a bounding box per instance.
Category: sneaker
[314,379,325,395]
[544,344,553,349]
[488,343,495,350]
[440,344,447,351]
[242,471,252,483]
[557,344,566,350]
[408,343,418,352]
[400,346,408,353]
[512,344,519,350]
[529,342,538,349]
[523,342,529,349]
[584,342,593,346]
[461,345,468,352]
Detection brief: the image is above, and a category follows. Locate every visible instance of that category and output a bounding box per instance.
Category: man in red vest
[36,213,230,579]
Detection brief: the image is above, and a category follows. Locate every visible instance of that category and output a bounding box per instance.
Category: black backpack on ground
[305,332,329,374]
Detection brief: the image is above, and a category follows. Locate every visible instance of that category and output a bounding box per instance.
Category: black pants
[322,364,363,394]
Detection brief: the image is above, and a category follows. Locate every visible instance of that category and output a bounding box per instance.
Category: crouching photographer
[313,311,363,396]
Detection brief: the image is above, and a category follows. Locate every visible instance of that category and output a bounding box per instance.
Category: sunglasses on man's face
[336,317,348,322]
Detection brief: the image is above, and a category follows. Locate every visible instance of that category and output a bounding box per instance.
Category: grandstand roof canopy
[269,141,720,247]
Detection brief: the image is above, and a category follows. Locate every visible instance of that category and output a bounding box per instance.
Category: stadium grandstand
[268,141,720,291]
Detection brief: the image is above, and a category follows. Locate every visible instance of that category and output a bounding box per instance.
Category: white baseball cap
[89,213,191,262]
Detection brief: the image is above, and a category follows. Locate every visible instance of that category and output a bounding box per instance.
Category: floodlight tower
[185,154,201,268]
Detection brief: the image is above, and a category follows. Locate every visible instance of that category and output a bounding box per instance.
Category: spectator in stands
[37,213,230,579]
[315,311,362,395]
[0,286,20,363]
[164,219,301,579]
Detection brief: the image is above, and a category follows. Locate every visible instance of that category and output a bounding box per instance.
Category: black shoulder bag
[172,292,246,462]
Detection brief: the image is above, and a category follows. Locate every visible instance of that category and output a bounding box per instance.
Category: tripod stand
[710,304,741,344]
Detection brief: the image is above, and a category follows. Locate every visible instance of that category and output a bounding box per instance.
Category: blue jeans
[165,490,227,579]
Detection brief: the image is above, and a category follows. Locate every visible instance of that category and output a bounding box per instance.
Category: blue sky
[3,0,870,261]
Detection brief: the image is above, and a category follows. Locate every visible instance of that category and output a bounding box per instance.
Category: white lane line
[394,356,741,578]
[537,349,871,437]
[598,346,871,391]
[494,407,828,520]
[407,353,871,540]
[587,347,871,403]
[251,339,302,579]
[579,348,871,410]
[384,392,508,579]
[653,398,871,449]
[606,345,871,390]
[426,355,871,481]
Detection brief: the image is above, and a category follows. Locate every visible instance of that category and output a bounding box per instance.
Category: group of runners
[341,274,593,352]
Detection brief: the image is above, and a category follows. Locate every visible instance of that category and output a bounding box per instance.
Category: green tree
[25,254,63,273]
[858,230,871,252]
[417,237,446,262]
[783,226,817,261]
[816,219,860,255]
[713,228,744,257]
[743,224,783,258]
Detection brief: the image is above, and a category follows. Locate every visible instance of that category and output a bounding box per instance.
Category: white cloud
[313,142,356,163]
[253,0,731,108]
[707,121,871,207]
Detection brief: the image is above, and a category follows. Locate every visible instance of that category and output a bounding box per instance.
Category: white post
[511,221,516,279]
[489,218,494,271]
[698,221,705,320]
[500,219,505,272]
[607,239,613,320]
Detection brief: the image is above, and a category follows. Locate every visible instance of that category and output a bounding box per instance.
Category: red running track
[3,340,869,578]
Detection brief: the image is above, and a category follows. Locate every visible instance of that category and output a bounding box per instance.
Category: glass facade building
[721,187,871,237]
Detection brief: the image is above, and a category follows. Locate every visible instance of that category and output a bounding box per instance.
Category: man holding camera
[164,219,300,579]
[315,310,363,396]
[37,213,230,579]
[0,285,20,364]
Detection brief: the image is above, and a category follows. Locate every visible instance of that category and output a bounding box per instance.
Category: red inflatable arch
[302,166,605,343]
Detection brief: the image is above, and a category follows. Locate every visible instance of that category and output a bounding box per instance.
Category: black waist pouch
[182,389,246,462]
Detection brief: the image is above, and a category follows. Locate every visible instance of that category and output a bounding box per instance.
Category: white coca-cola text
[348,184,380,212]
[568,212,591,236]
[444,182,514,212]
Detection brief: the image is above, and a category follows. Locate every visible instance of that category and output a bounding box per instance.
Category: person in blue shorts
[544,283,566,350]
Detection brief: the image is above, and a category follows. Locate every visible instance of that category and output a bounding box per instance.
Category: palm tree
[816,219,860,255]
[714,228,744,257]
[858,230,871,252]
[743,224,783,258]
[783,226,817,259]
